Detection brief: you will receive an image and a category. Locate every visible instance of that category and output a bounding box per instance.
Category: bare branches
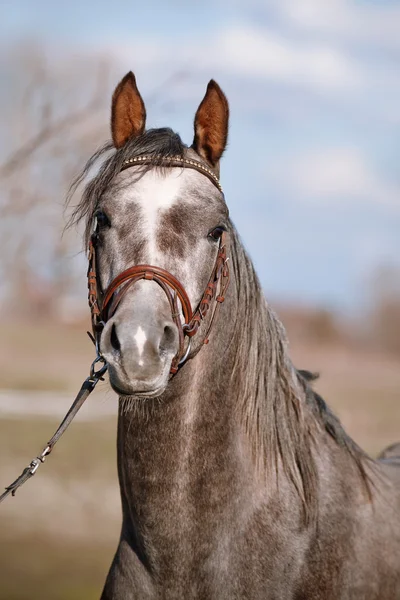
[0,58,110,180]
[0,98,102,180]
[0,43,187,320]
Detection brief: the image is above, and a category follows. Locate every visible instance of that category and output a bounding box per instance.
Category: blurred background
[0,1,399,598]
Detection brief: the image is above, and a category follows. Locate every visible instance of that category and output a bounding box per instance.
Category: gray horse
[70,72,400,599]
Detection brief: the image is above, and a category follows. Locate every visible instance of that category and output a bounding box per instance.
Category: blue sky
[2,0,400,312]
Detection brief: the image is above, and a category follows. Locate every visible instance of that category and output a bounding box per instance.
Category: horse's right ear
[192,80,229,170]
[111,72,146,148]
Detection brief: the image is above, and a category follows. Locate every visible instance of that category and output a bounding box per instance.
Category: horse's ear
[192,80,229,169]
[111,72,146,148]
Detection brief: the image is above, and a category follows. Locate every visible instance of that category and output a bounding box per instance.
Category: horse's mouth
[108,374,167,399]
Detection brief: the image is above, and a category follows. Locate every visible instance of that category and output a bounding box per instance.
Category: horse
[69,72,400,599]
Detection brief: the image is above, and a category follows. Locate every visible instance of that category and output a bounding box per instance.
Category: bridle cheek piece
[87,156,230,375]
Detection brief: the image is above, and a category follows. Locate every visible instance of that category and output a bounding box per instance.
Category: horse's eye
[94,210,111,229]
[208,226,226,241]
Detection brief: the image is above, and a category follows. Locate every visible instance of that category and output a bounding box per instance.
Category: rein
[0,355,107,504]
[0,154,230,503]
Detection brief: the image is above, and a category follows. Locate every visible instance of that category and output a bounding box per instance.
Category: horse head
[88,73,230,398]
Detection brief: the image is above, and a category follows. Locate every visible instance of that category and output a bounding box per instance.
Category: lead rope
[0,351,107,505]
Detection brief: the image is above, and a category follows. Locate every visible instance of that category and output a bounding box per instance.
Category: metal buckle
[29,458,41,475]
[89,355,108,381]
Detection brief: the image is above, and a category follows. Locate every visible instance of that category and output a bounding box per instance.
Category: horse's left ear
[111,71,146,148]
[192,80,229,170]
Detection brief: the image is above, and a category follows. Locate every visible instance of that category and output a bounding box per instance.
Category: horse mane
[300,370,372,494]
[228,227,372,522]
[66,128,186,243]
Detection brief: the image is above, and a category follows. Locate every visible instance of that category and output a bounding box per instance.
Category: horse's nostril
[110,323,121,352]
[160,324,176,353]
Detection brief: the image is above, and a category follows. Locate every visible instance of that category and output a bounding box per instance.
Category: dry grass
[0,319,94,392]
[0,533,114,600]
[0,417,119,600]
[290,341,400,456]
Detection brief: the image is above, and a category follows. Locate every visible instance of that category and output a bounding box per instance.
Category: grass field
[0,319,399,599]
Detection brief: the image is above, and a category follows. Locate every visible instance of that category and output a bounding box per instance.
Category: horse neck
[116,233,267,537]
[114,233,374,575]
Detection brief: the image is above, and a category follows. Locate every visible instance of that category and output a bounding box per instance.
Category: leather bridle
[87,155,230,375]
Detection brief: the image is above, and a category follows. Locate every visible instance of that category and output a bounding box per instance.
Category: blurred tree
[369,264,400,356]
[305,308,340,345]
[0,42,112,318]
[0,42,188,320]
[276,304,343,347]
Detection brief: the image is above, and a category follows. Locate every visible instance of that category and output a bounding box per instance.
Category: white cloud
[289,148,375,198]
[276,0,400,53]
[105,18,400,130]
[107,23,365,95]
[213,26,363,92]
[266,147,400,212]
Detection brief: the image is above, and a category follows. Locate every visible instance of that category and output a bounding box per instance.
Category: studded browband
[120,154,223,193]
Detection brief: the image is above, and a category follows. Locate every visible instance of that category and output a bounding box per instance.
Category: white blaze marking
[134,326,147,357]
[134,169,183,261]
